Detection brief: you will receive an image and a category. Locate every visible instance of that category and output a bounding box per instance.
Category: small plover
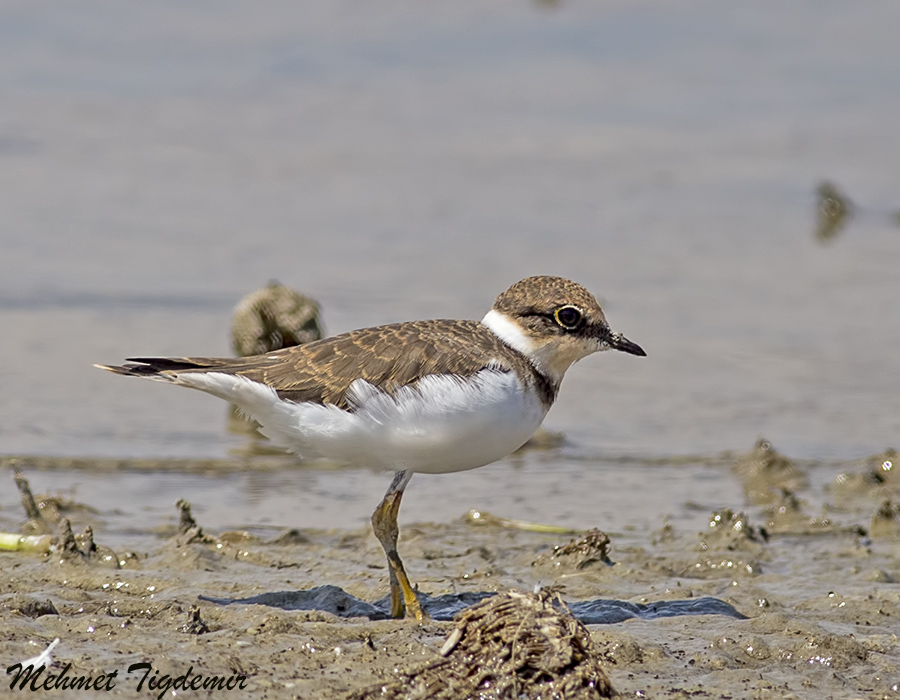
[97,276,645,620]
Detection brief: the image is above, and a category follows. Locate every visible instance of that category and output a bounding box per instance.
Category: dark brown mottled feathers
[104,319,558,410]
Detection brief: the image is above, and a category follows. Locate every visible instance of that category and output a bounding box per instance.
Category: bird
[96,276,646,621]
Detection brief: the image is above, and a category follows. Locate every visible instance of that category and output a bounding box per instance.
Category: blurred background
[1,0,898,467]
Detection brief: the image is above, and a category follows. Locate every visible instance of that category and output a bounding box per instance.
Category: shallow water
[1,3,899,698]
[1,0,898,464]
[1,449,746,549]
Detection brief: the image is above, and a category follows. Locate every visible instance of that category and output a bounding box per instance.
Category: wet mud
[1,441,899,699]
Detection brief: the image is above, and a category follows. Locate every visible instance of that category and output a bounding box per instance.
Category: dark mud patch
[200,585,745,624]
[200,586,495,621]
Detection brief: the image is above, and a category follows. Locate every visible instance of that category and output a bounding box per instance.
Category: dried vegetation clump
[349,589,612,700]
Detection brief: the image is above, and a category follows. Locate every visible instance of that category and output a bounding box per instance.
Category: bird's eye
[554,305,582,330]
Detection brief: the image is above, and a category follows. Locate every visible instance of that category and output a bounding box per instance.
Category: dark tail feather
[93,360,171,378]
[94,357,230,378]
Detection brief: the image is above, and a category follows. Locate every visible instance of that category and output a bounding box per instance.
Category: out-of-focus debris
[13,468,43,522]
[815,181,853,242]
[515,427,565,453]
[0,532,54,553]
[831,448,898,504]
[870,500,900,540]
[733,438,807,506]
[699,508,768,551]
[231,281,324,357]
[814,180,900,242]
[464,509,578,534]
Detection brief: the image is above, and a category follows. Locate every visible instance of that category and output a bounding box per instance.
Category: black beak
[606,330,646,357]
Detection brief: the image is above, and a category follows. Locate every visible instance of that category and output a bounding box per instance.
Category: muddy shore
[1,442,898,699]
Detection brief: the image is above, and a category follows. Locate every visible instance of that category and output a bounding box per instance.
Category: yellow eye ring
[554,305,583,330]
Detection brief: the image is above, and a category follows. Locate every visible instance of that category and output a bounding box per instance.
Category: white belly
[179,368,547,473]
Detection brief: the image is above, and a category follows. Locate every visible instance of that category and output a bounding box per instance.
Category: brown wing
[110,320,515,410]
[243,319,511,407]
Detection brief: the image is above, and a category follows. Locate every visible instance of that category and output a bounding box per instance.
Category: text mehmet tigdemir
[6,661,249,698]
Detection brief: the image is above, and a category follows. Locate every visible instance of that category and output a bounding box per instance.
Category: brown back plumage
[106,319,558,410]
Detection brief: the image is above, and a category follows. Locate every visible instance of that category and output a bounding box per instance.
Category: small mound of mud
[1,595,58,618]
[733,438,806,505]
[531,528,613,571]
[53,518,120,568]
[349,589,612,700]
[870,499,900,539]
[830,448,898,505]
[761,487,807,531]
[700,509,768,551]
[551,528,612,569]
[174,498,218,546]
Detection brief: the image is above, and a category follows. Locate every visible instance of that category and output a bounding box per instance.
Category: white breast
[176,368,548,473]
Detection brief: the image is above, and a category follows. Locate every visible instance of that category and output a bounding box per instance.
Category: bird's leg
[371,470,427,621]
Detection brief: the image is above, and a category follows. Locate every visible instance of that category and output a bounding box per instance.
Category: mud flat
[1,443,898,699]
